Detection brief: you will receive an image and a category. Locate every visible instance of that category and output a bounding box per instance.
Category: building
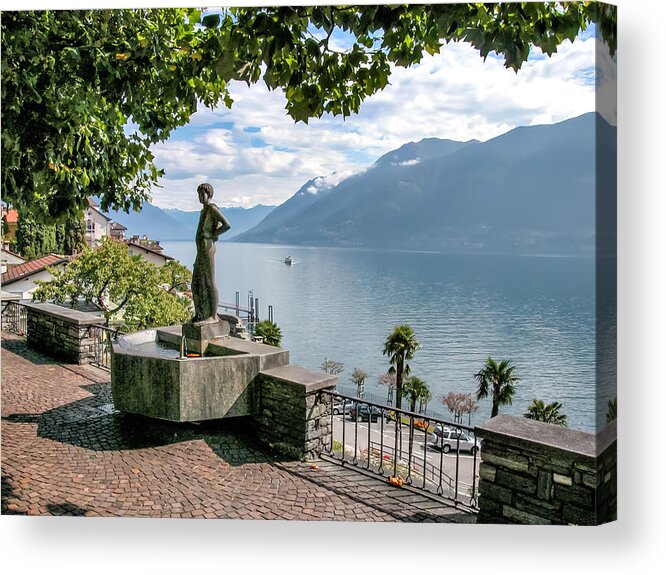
[0,253,69,298]
[84,198,112,248]
[125,237,173,267]
[110,221,127,241]
[1,206,19,248]
[1,248,25,275]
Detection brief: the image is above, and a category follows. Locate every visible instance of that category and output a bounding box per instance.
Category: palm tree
[474,357,518,418]
[253,320,282,347]
[401,376,431,413]
[383,325,420,411]
[524,399,568,427]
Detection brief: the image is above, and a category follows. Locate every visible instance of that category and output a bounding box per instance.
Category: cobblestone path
[1,334,474,522]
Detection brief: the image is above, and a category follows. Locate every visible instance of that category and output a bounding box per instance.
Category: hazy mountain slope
[102,201,275,242]
[101,200,189,240]
[164,204,275,240]
[236,139,473,244]
[235,113,609,255]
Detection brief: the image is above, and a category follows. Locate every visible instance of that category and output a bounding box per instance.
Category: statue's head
[197,183,214,203]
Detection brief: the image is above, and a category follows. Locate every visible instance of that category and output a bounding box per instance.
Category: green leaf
[202,14,220,29]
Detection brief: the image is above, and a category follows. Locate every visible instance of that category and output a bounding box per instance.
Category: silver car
[429,426,481,455]
[332,399,355,416]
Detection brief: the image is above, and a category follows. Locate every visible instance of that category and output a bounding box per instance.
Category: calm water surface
[162,241,600,432]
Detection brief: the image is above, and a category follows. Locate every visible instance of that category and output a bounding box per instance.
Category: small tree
[32,237,192,330]
[14,213,86,259]
[475,357,519,418]
[320,357,344,375]
[524,399,568,427]
[440,392,479,425]
[377,372,396,406]
[383,325,420,411]
[351,367,368,399]
[401,376,431,414]
[14,216,58,260]
[254,320,282,347]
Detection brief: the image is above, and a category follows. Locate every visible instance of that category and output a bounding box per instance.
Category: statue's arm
[208,203,231,237]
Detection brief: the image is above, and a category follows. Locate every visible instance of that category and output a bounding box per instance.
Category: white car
[429,426,481,455]
[332,399,355,416]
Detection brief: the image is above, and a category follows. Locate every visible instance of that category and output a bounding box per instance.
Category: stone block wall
[25,302,103,365]
[254,365,337,461]
[475,415,616,525]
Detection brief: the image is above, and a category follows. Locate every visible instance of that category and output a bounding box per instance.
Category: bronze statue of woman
[191,183,231,324]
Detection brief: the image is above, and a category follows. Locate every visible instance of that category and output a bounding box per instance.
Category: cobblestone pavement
[1,333,475,522]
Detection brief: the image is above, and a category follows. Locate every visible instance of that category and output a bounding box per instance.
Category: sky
[147,18,614,212]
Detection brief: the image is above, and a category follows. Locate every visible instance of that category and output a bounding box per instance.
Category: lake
[162,240,603,433]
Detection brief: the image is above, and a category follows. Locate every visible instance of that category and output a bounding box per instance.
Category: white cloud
[304,169,367,194]
[149,34,599,210]
[392,159,421,167]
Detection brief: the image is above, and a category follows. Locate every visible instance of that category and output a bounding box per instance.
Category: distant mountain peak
[376,137,476,167]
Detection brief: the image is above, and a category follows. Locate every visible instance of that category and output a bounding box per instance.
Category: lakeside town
[2,199,174,299]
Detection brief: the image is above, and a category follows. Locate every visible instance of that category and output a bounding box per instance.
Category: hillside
[102,202,275,241]
[235,113,614,255]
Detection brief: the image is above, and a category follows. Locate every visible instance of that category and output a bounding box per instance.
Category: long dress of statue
[191,183,231,324]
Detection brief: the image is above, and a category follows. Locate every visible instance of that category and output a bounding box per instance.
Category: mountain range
[101,202,275,241]
[234,112,615,255]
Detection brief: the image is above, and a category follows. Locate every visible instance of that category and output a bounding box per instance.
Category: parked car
[350,404,384,422]
[332,399,355,416]
[429,426,481,455]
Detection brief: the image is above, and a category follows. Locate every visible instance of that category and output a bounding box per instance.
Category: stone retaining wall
[475,415,617,525]
[25,302,103,365]
[255,365,337,461]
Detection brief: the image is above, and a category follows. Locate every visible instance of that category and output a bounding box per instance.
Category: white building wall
[84,208,111,247]
[127,246,169,267]
[2,266,66,299]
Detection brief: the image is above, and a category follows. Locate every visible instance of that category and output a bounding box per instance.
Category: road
[328,413,480,497]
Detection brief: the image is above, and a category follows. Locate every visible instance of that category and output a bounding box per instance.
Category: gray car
[429,426,481,455]
[332,399,355,416]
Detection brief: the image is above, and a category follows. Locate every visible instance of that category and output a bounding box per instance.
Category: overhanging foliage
[1,4,616,220]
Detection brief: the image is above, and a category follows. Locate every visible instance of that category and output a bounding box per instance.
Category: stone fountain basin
[111,325,289,422]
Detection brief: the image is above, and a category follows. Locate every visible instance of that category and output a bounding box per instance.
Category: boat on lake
[284,256,293,265]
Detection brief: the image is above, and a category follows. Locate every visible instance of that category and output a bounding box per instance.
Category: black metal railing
[321,390,480,509]
[89,324,123,370]
[1,301,27,335]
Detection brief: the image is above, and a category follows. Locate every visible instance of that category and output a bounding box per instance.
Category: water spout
[180,334,187,359]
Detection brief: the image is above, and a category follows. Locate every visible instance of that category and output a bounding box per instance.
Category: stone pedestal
[182,319,230,354]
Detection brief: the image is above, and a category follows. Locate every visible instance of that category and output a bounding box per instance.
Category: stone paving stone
[2,333,474,523]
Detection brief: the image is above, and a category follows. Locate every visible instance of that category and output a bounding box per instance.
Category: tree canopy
[1,4,615,220]
[32,237,193,330]
[523,399,568,426]
[401,375,431,414]
[440,391,479,424]
[383,324,420,411]
[14,214,85,260]
[475,356,519,418]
